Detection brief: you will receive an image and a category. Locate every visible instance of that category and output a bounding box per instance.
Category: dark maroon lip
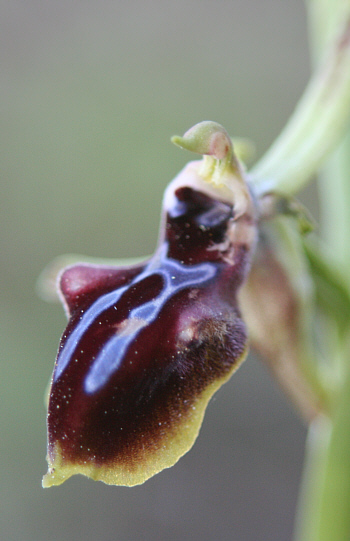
[45,181,252,482]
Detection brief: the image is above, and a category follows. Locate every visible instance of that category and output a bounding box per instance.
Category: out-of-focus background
[1,2,314,540]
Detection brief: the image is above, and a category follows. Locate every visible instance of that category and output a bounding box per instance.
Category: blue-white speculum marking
[54,242,217,393]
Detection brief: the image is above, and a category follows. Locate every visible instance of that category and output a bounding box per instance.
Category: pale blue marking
[84,258,216,394]
[54,284,130,382]
[54,243,216,390]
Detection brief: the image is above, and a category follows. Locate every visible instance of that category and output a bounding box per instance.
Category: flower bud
[239,219,324,421]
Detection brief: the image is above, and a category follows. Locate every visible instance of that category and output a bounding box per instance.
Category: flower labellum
[43,122,257,487]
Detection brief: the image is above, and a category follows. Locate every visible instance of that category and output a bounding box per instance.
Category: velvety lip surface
[44,182,252,487]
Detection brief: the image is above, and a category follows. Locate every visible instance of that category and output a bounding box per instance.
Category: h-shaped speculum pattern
[54,243,216,394]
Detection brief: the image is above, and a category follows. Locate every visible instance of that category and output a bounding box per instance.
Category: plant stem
[319,134,350,269]
[295,341,350,541]
[294,2,350,540]
[250,3,350,197]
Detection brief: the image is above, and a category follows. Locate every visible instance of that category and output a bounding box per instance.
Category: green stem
[250,5,350,197]
[319,134,350,268]
[295,343,350,541]
[307,0,350,267]
[294,2,350,540]
[293,416,332,541]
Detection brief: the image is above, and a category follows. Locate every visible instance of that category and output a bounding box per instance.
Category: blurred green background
[1,1,313,540]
